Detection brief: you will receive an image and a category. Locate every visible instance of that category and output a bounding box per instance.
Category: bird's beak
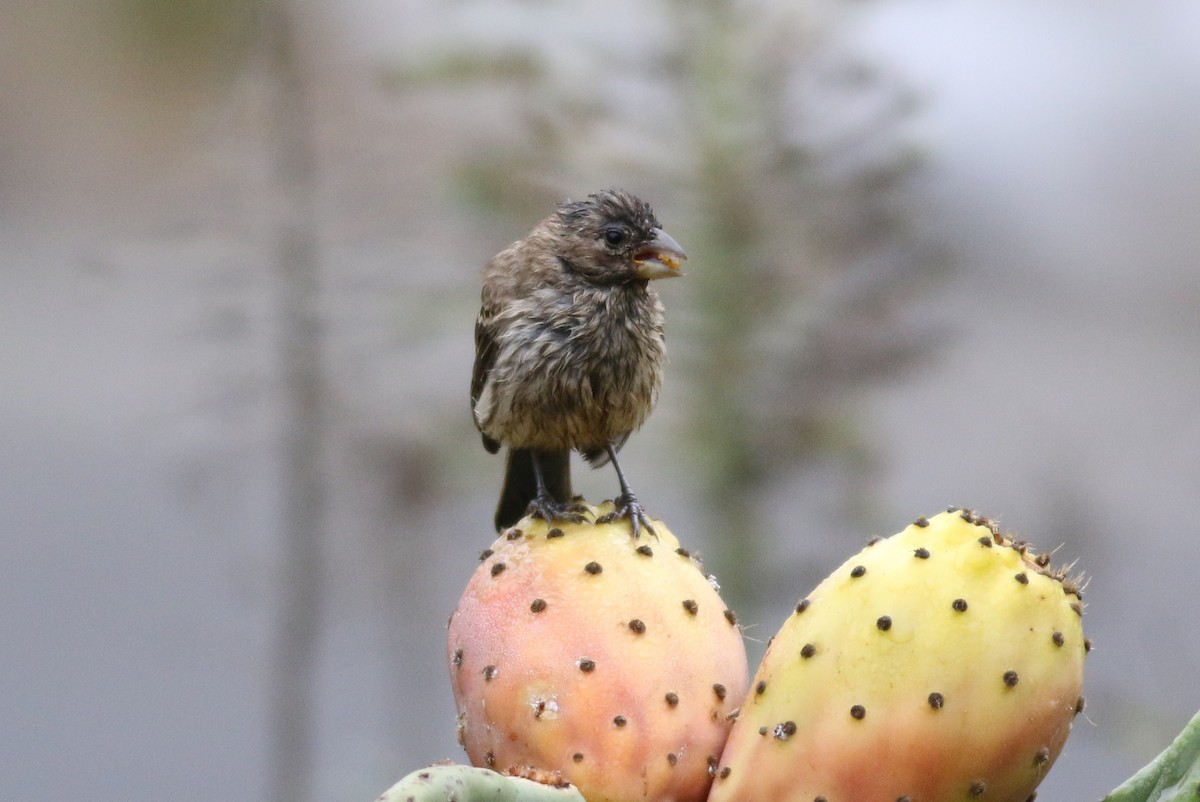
[633,228,687,280]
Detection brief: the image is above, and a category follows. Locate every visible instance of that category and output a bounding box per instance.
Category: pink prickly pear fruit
[709,508,1088,802]
[448,502,749,802]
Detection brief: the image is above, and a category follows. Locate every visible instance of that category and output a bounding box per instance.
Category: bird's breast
[479,286,665,452]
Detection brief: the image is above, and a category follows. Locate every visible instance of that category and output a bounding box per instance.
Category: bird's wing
[471,300,502,453]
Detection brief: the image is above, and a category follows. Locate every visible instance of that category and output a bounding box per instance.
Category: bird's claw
[526,495,588,526]
[613,493,657,540]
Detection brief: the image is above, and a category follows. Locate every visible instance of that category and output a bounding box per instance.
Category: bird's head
[553,189,687,284]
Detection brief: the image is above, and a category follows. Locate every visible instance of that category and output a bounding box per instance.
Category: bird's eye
[602,227,627,247]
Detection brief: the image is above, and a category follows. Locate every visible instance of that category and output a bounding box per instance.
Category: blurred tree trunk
[671,0,769,611]
[261,2,325,802]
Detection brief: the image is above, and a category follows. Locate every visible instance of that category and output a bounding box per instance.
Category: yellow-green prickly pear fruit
[448,502,749,802]
[709,508,1088,802]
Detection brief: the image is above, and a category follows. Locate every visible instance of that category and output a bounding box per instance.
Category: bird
[471,189,686,538]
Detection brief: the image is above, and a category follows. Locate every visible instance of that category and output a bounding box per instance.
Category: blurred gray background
[3,1,1199,800]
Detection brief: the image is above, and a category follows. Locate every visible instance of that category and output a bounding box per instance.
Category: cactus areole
[709,508,1087,802]
[447,502,749,802]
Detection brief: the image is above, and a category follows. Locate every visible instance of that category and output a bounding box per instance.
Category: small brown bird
[471,189,686,537]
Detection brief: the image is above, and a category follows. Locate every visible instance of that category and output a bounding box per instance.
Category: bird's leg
[525,451,587,524]
[604,442,656,539]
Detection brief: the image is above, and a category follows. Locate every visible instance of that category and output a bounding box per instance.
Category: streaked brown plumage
[471,189,686,537]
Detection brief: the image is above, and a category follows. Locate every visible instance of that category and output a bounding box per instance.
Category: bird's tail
[495,449,572,531]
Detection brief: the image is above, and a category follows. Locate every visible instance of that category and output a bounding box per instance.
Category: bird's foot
[525,495,588,526]
[604,493,657,540]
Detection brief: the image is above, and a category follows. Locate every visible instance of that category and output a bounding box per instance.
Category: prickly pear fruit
[376,764,585,802]
[448,502,748,802]
[709,508,1088,802]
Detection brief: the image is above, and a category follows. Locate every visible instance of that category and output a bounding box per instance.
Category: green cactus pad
[376,764,584,802]
[1104,710,1200,802]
